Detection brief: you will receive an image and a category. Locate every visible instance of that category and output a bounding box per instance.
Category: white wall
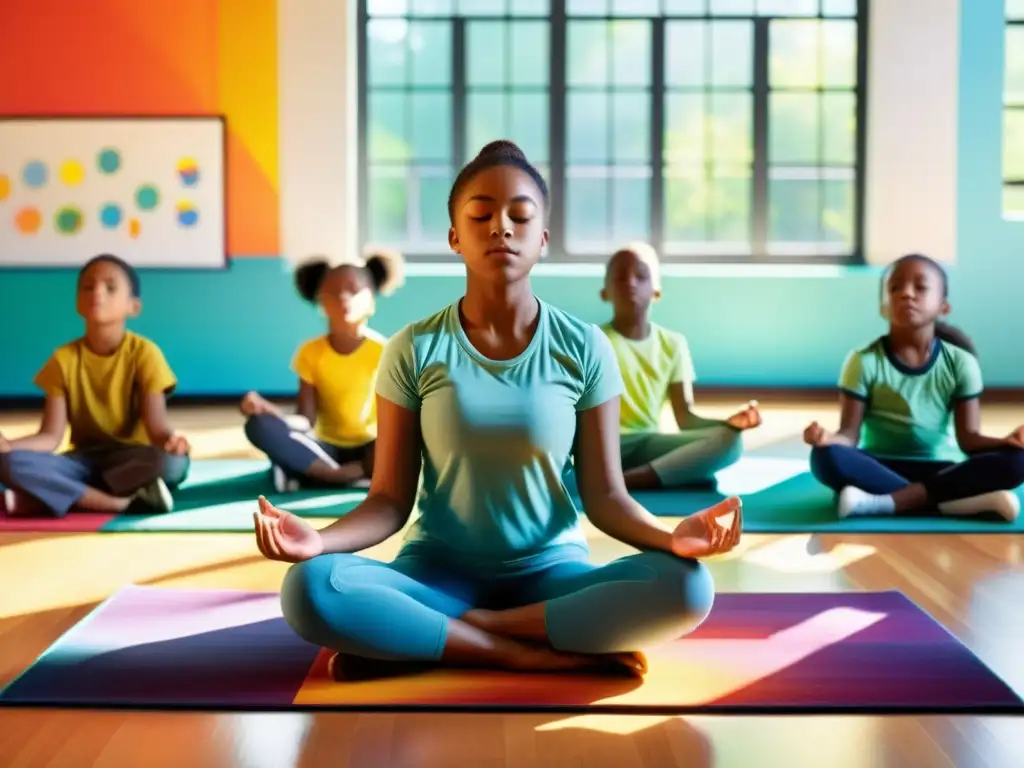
[277,0,358,265]
[863,0,960,265]
[277,1,961,269]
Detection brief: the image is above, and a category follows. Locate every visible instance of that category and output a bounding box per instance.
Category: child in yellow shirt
[0,254,190,517]
[601,243,761,490]
[242,251,404,491]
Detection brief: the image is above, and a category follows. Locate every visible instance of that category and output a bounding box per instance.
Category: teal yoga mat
[0,459,360,533]
[101,459,364,532]
[2,448,1021,534]
[629,448,1024,532]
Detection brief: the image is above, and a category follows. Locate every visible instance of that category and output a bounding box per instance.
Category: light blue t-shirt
[839,336,983,461]
[375,298,624,573]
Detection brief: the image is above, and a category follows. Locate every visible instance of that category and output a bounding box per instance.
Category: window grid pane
[359,1,864,260]
[465,19,551,161]
[1002,19,1023,216]
[565,19,652,248]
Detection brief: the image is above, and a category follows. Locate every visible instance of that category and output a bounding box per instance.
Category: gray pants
[0,445,190,517]
[621,425,744,487]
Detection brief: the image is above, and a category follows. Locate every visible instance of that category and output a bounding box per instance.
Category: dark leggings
[244,413,374,480]
[809,444,1024,504]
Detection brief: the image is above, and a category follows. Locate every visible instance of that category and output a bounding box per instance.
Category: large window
[1006,0,1024,218]
[358,0,867,263]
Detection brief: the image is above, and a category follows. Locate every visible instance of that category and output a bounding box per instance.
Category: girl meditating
[805,253,1024,520]
[241,252,403,491]
[252,141,742,679]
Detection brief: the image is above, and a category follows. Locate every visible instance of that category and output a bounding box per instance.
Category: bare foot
[504,643,648,677]
[330,461,368,485]
[595,651,648,678]
[2,489,44,517]
[328,645,648,682]
[328,653,431,682]
[623,464,662,490]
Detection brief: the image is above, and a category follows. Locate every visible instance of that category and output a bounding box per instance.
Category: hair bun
[477,139,526,162]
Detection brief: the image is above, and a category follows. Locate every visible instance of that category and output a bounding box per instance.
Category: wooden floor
[1,399,1023,767]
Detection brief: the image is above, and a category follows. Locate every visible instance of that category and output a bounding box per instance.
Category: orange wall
[0,0,279,256]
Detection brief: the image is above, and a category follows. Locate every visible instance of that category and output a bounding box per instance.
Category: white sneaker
[272,465,300,494]
[133,478,173,513]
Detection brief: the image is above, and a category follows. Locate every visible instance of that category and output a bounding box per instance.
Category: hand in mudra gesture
[803,421,830,447]
[670,496,743,559]
[253,496,324,563]
[726,401,762,431]
[1005,425,1024,450]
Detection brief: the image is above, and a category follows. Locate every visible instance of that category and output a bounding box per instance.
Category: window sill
[404,262,885,279]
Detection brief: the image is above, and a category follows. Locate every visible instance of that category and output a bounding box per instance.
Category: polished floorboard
[0,399,1022,767]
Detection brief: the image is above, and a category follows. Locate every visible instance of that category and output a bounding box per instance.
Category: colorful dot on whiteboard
[0,174,9,201]
[59,159,85,186]
[135,185,159,211]
[176,157,199,187]
[22,161,47,189]
[99,203,122,229]
[15,207,41,235]
[176,200,198,227]
[129,218,141,238]
[98,148,121,174]
[55,206,84,235]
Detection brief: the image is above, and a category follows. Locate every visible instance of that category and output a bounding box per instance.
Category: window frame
[356,0,870,265]
[1005,8,1024,219]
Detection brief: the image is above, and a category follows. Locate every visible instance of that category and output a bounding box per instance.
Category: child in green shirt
[600,242,761,490]
[804,253,1024,520]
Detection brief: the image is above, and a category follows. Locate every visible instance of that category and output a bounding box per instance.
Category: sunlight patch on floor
[742,535,876,574]
[535,714,674,736]
[185,428,264,460]
[0,534,263,619]
[715,457,809,496]
[688,716,883,767]
[226,713,313,768]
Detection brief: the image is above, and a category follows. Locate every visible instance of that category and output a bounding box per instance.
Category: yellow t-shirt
[34,331,177,450]
[292,331,386,447]
[601,322,696,433]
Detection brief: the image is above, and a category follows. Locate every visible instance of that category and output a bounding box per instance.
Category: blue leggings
[280,549,715,660]
[810,444,1024,503]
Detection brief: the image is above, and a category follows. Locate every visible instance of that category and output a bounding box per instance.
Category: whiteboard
[0,117,226,268]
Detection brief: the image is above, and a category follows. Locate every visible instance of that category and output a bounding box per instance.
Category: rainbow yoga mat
[1,586,1019,714]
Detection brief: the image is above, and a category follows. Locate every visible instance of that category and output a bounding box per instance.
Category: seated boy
[0,254,190,517]
[600,242,761,490]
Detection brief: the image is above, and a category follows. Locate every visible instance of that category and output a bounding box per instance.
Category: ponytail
[934,321,977,356]
[294,250,405,305]
[362,249,406,297]
[294,258,330,304]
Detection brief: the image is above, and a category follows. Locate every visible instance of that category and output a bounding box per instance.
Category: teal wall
[0,2,1017,397]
